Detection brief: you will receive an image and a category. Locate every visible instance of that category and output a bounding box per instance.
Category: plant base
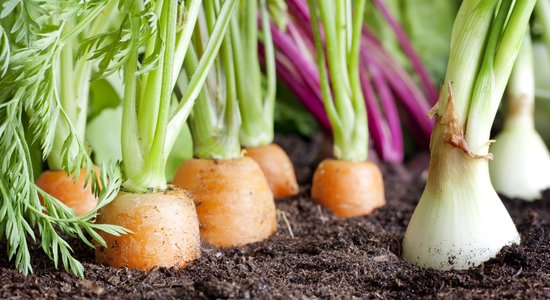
[95,187,201,269]
[173,157,277,247]
[245,143,299,198]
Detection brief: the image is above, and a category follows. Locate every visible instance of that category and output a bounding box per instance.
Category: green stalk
[172,0,202,86]
[433,0,497,127]
[307,0,367,162]
[47,41,76,170]
[233,0,277,148]
[465,0,536,154]
[187,2,241,159]
[232,0,264,147]
[47,0,118,170]
[136,0,167,161]
[260,0,277,135]
[139,0,164,95]
[123,0,177,192]
[143,0,178,185]
[320,1,354,130]
[164,0,237,157]
[348,0,368,157]
[122,0,237,192]
[120,10,144,190]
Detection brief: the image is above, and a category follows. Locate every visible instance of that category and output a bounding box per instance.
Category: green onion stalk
[490,32,550,201]
[402,0,535,270]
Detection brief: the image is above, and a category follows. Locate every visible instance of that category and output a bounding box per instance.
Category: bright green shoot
[181,1,242,160]
[231,0,277,148]
[88,0,237,192]
[431,0,536,155]
[306,0,368,162]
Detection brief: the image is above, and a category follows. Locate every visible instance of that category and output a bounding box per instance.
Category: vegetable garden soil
[2,134,550,299]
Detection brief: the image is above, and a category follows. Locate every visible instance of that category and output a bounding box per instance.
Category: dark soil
[2,134,550,299]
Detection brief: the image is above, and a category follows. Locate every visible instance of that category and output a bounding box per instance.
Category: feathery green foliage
[0,0,129,277]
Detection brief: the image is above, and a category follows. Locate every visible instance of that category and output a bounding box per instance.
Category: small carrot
[245,143,299,198]
[173,157,277,248]
[304,1,385,218]
[311,159,385,218]
[95,187,200,270]
[36,166,100,216]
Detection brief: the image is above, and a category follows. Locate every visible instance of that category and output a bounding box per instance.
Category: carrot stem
[307,0,368,162]
[185,1,241,160]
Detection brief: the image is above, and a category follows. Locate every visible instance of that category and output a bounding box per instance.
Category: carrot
[36,166,100,216]
[173,157,277,248]
[95,187,200,269]
[245,143,299,198]
[311,159,385,218]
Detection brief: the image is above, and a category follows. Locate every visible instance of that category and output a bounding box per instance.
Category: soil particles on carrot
[1,134,550,299]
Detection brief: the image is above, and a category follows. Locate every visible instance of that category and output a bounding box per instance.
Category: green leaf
[166,121,192,182]
[400,0,458,82]
[88,76,122,120]
[273,83,319,136]
[87,106,122,164]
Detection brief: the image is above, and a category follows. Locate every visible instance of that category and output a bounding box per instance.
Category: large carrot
[306,0,385,217]
[95,188,200,269]
[36,166,100,216]
[312,160,384,217]
[245,144,299,198]
[90,0,237,269]
[173,157,276,247]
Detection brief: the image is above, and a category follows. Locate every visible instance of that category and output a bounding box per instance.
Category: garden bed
[1,134,550,299]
